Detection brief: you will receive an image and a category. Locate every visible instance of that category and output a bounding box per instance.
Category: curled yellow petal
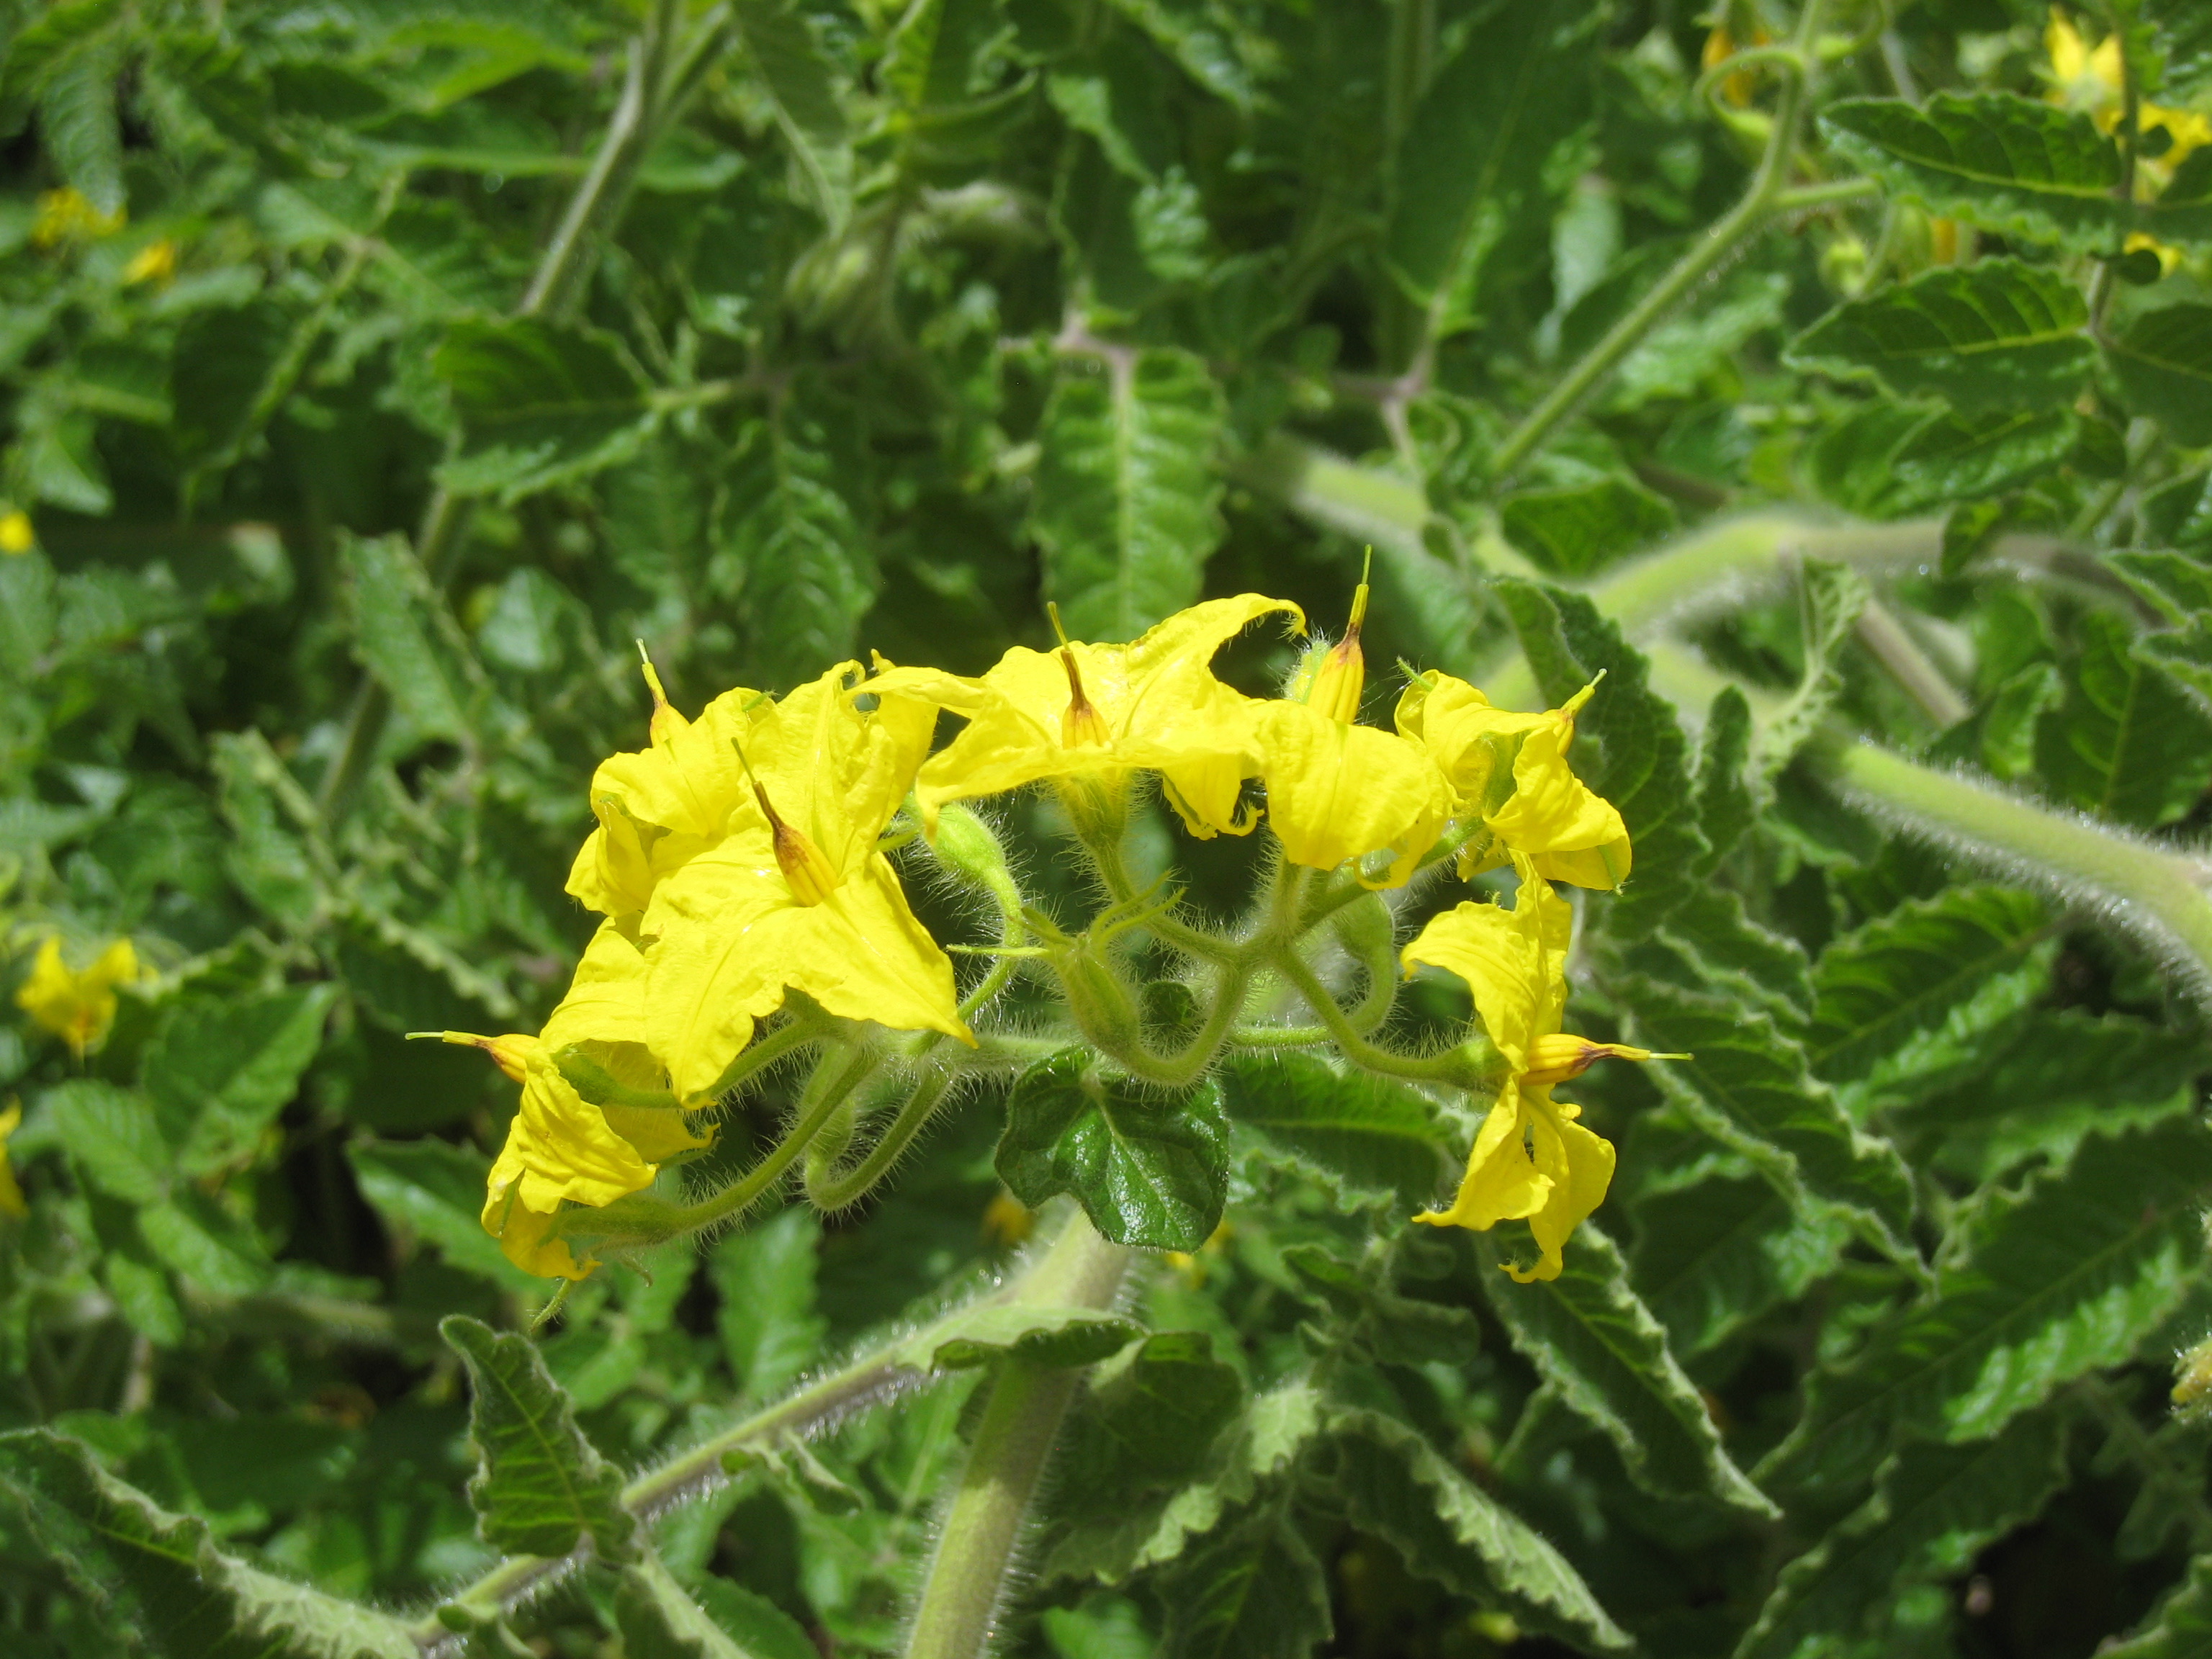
[1258,702,1451,885]
[16,935,139,1056]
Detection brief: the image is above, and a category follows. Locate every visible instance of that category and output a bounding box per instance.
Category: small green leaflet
[615,1553,817,1659]
[433,317,654,502]
[1499,477,1676,579]
[1157,1506,1333,1659]
[1630,1174,1851,1357]
[2107,305,2212,447]
[2036,607,2212,827]
[441,1313,639,1563]
[1217,1051,1442,1211]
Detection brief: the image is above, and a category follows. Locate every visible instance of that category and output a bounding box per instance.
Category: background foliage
[3,0,2212,1655]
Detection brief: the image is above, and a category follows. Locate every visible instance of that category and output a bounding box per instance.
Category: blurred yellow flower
[634,662,970,1102]
[1396,674,1632,891]
[2046,11,2212,173]
[871,594,1303,840]
[0,1101,24,1219]
[1405,866,1662,1281]
[30,187,125,248]
[0,512,34,556]
[16,935,139,1056]
[122,238,176,286]
[1701,22,1771,109]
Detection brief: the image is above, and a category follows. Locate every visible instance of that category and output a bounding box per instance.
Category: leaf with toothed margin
[615,1553,818,1659]
[894,1303,1145,1372]
[1631,1173,1852,1357]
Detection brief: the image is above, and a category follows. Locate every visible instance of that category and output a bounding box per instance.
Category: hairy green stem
[1488,0,1827,478]
[647,1045,881,1238]
[1824,740,2212,1001]
[1272,950,1497,1088]
[805,1071,955,1210]
[904,1210,1133,1659]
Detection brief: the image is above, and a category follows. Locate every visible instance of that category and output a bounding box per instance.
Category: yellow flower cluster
[16,935,139,1057]
[2046,9,2211,273]
[466,588,1643,1280]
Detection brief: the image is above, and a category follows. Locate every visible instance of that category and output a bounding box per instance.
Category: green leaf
[339,531,488,747]
[2105,1555,2212,1658]
[145,985,334,1176]
[2108,305,2212,446]
[1385,0,1599,327]
[1475,1222,1776,1516]
[2036,607,2212,827]
[1757,1118,2212,1500]
[616,1553,817,1659]
[1737,1407,2070,1659]
[441,1313,639,1562]
[1217,1053,1443,1211]
[1887,408,2083,514]
[1694,685,1757,874]
[433,317,654,502]
[1322,1407,1632,1653]
[171,300,297,464]
[1786,260,2095,413]
[1807,886,2051,1086]
[1033,349,1226,642]
[996,1049,1229,1251]
[1158,1509,1332,1659]
[1622,976,1917,1249]
[717,385,876,690]
[47,1079,168,1204]
[711,1206,826,1401]
[1057,1332,1245,1507]
[0,1428,416,1658]
[899,1303,1146,1372]
[1983,660,2064,777]
[138,1190,273,1296]
[1631,1173,1851,1356]
[733,0,853,226]
[1821,94,2126,249]
[1756,557,1869,785]
[1280,1243,1483,1367]
[37,32,124,217]
[1499,479,1676,579]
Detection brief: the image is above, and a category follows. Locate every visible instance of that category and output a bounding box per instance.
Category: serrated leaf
[711,1206,825,1402]
[2036,606,2212,827]
[1033,349,1226,643]
[1386,0,1599,329]
[48,1079,169,1204]
[1758,557,1869,784]
[1822,94,2127,249]
[1323,1406,1632,1653]
[1499,479,1675,580]
[340,531,488,747]
[899,1303,1146,1371]
[1492,580,1709,934]
[1623,976,1917,1249]
[1631,1173,1851,1356]
[717,386,876,689]
[138,1190,273,1296]
[732,0,850,227]
[433,317,654,501]
[1057,1332,1244,1509]
[350,1138,543,1289]
[616,1553,817,1659]
[1807,886,2050,1085]
[146,985,333,1176]
[996,1049,1229,1251]
[2108,305,2212,446]
[441,1313,638,1562]
[1695,685,1756,875]
[1158,1508,1332,1659]
[1280,1243,1483,1366]
[1476,1222,1776,1515]
[1737,1407,2070,1659]
[1640,886,1817,1029]
[37,32,123,217]
[1757,1118,2212,1499]
[1786,260,2095,413]
[1217,1052,1443,1211]
[0,1428,416,1658]
[1888,407,2083,514]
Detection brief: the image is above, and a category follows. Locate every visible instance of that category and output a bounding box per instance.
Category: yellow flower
[626,662,970,1102]
[869,594,1304,839]
[2046,11,2212,173]
[1405,866,1664,1281]
[16,935,139,1056]
[0,1100,25,1218]
[0,512,33,556]
[30,187,125,248]
[122,238,176,286]
[1257,576,1452,886]
[1701,22,1771,109]
[1395,673,1631,891]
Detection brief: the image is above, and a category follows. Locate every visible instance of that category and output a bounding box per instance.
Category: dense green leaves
[1631,1172,1851,1357]
[434,317,654,500]
[1217,1053,1442,1210]
[997,1050,1229,1250]
[2036,608,2212,827]
[1789,260,2095,412]
[441,1314,639,1563]
[2107,305,2212,446]
[1156,1509,1332,1659]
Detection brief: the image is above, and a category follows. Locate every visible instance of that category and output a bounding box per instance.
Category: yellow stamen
[1308,547,1371,724]
[731,739,839,904]
[1048,602,1110,748]
[1521,1033,1687,1088]
[636,639,688,745]
[412,1029,538,1083]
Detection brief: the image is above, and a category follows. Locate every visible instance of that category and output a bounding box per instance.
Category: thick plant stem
[806,1071,955,1210]
[904,1210,1133,1659]
[1825,740,2212,1002]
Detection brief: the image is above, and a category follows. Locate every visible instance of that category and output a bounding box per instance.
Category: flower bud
[421,1029,542,1082]
[637,641,688,746]
[1521,1033,1655,1087]
[932,803,1020,909]
[1307,557,1370,724]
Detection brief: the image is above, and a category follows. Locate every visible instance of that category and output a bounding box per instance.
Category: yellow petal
[541,919,653,1051]
[1258,701,1450,883]
[1483,717,1632,891]
[16,935,138,1056]
[1395,671,1547,814]
[1413,1082,1553,1231]
[505,1050,659,1212]
[1509,1099,1617,1283]
[479,1177,589,1280]
[0,1100,24,1218]
[1404,903,1537,1067]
